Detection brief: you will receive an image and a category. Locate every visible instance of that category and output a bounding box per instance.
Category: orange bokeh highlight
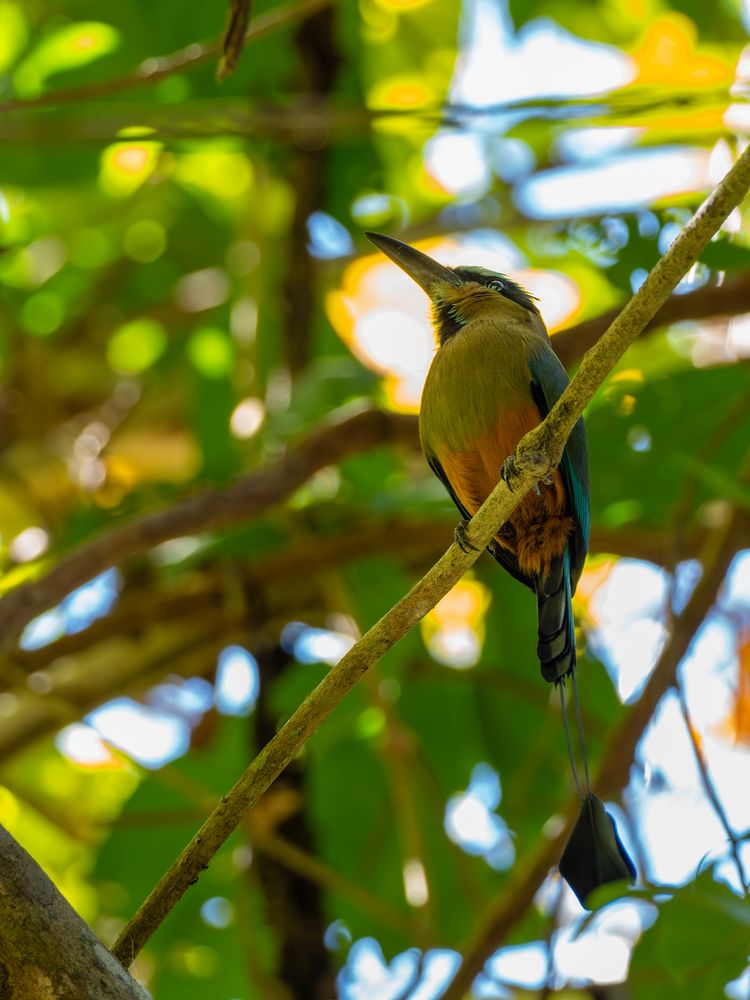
[111,145,152,175]
[328,241,581,411]
[714,632,750,748]
[632,14,735,88]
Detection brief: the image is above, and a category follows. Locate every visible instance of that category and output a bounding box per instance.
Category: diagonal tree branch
[0,824,151,998]
[551,271,750,369]
[110,139,750,968]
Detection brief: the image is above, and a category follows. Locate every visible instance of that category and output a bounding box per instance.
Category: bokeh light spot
[123,219,167,263]
[100,141,162,197]
[200,896,235,928]
[215,646,260,715]
[108,318,167,374]
[20,291,64,336]
[187,327,234,378]
[230,397,265,439]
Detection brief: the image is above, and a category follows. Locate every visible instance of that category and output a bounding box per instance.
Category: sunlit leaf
[0,1,28,74]
[13,21,120,97]
[99,141,163,197]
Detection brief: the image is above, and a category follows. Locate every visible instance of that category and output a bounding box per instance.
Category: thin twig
[0,0,332,113]
[675,681,749,893]
[219,0,255,80]
[249,829,418,938]
[110,143,750,967]
[439,507,746,1000]
[665,424,750,896]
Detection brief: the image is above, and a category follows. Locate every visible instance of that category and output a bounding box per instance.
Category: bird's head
[365,231,539,346]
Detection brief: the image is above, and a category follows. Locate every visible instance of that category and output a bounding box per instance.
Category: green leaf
[14,22,120,97]
[629,870,750,998]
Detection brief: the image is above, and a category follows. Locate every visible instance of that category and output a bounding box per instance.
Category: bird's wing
[426,452,534,590]
[527,348,590,592]
[426,453,472,522]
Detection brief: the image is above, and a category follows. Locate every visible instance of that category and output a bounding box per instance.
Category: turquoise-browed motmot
[366,232,634,906]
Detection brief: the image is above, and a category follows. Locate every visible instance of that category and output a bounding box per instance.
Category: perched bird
[366,231,635,906]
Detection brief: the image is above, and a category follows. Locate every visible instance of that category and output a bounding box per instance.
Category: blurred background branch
[2,0,750,996]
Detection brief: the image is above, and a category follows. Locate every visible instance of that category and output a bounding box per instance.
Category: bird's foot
[500,455,519,493]
[454,519,480,553]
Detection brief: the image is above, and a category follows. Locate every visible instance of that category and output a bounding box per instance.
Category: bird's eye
[488,279,505,292]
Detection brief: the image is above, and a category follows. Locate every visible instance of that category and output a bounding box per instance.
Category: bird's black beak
[365,232,462,295]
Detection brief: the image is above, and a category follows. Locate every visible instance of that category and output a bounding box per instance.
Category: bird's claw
[454,520,480,553]
[502,453,554,496]
[500,456,518,493]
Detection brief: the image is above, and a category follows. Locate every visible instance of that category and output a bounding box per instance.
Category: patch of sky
[588,559,670,703]
[672,559,702,614]
[460,229,524,264]
[552,919,631,986]
[428,0,634,198]
[638,211,661,238]
[516,147,709,220]
[721,549,750,611]
[490,137,536,182]
[338,941,461,1000]
[452,0,633,111]
[630,268,649,294]
[471,976,512,999]
[485,942,548,991]
[87,696,190,768]
[20,568,121,650]
[556,127,639,163]
[444,762,515,870]
[351,192,406,228]
[680,618,737,728]
[214,645,259,715]
[56,723,113,766]
[425,132,492,199]
[657,220,683,256]
[20,607,65,650]
[200,896,235,929]
[727,966,750,1000]
[324,919,352,951]
[633,691,741,884]
[149,676,213,722]
[281,621,355,666]
[307,211,353,260]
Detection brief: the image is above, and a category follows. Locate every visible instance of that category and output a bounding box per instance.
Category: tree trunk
[0,824,151,1000]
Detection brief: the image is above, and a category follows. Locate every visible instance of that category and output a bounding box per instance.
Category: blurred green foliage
[1,0,750,996]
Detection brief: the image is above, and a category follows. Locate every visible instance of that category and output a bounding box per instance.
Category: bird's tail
[535,549,575,684]
[536,551,636,907]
